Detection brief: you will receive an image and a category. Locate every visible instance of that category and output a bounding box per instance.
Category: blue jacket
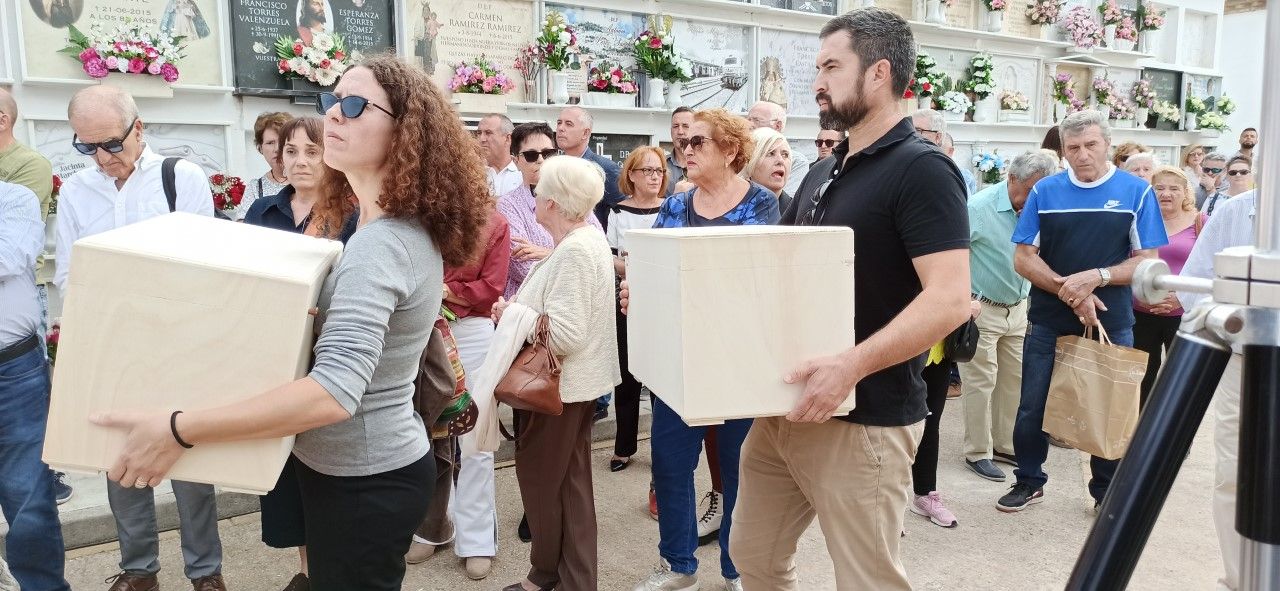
[583,148,623,226]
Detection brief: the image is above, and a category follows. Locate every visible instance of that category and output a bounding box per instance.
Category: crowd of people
[0,6,1262,591]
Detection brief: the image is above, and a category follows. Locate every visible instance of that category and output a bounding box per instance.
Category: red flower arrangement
[209,172,246,212]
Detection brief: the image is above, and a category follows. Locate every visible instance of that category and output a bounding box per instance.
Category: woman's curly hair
[321,54,490,267]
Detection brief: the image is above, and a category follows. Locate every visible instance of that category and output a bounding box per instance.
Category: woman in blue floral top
[634,108,779,591]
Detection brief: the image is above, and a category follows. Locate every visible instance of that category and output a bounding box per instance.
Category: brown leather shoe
[191,574,226,591]
[105,572,159,591]
[281,573,309,591]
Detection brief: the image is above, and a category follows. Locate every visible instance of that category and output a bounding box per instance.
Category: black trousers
[1133,311,1182,407]
[295,451,434,591]
[614,300,643,458]
[912,360,951,496]
[259,455,306,549]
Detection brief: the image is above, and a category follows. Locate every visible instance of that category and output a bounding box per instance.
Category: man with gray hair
[1001,110,1167,512]
[959,150,1059,484]
[746,101,810,196]
[1196,151,1229,209]
[939,132,978,195]
[910,110,976,195]
[55,85,223,591]
[556,106,622,226]
[476,113,520,197]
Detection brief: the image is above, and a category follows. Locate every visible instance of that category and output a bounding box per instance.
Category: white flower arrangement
[999,90,1029,111]
[937,90,972,115]
[1198,111,1229,131]
[1152,100,1181,123]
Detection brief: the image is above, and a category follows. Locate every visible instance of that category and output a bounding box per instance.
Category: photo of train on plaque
[229,0,396,97]
[670,18,752,112]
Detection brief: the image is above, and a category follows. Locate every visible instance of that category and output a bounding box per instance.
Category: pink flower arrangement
[982,0,1007,10]
[1060,6,1103,49]
[1026,0,1064,25]
[586,62,638,94]
[448,56,514,95]
[1115,16,1138,42]
[1053,73,1085,112]
[1096,0,1123,25]
[1136,1,1166,31]
[61,21,184,83]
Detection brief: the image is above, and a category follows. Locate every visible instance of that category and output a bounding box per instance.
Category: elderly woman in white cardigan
[490,155,621,591]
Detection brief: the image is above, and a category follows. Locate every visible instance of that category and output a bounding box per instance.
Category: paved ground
[61,403,1224,590]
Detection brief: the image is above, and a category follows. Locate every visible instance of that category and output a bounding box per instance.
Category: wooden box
[43,213,343,494]
[625,226,856,426]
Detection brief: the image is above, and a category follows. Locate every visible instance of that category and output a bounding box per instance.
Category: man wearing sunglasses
[728,9,971,590]
[54,85,223,591]
[555,106,622,227]
[1195,152,1228,209]
[746,101,810,197]
[814,127,843,160]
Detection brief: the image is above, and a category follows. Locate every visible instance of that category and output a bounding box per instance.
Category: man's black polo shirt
[783,117,970,427]
[243,185,358,244]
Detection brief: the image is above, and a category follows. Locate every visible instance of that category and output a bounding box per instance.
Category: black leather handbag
[944,318,980,363]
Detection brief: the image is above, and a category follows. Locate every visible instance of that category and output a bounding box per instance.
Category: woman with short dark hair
[239,111,294,220]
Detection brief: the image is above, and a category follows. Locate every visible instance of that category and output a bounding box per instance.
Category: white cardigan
[516,226,621,404]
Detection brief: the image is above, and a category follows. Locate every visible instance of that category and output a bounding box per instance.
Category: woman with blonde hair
[1111,141,1150,167]
[742,126,793,212]
[1133,165,1203,405]
[92,54,492,590]
[491,155,621,591]
[606,146,667,472]
[1181,144,1207,181]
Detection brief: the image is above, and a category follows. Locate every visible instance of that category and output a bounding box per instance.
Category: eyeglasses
[1227,169,1252,176]
[1203,166,1225,174]
[317,92,397,119]
[915,127,939,136]
[815,139,838,148]
[519,148,559,163]
[802,178,835,226]
[632,167,664,177]
[747,116,779,126]
[675,135,710,151]
[72,118,138,155]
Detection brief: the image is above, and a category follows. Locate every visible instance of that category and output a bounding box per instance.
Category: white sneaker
[696,491,723,539]
[633,559,700,591]
[724,576,743,591]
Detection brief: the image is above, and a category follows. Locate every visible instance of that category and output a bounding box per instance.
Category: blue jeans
[651,398,751,579]
[1013,323,1132,502]
[0,340,70,590]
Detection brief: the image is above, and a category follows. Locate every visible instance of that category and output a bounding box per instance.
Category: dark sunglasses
[675,135,711,151]
[72,117,138,155]
[1227,169,1251,176]
[519,148,559,163]
[1203,166,1224,174]
[801,178,835,226]
[815,139,838,148]
[317,92,397,119]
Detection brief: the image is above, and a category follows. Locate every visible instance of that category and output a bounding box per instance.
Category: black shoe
[992,451,1018,467]
[609,457,631,472]
[52,471,73,505]
[518,514,532,543]
[965,459,1006,482]
[996,482,1044,512]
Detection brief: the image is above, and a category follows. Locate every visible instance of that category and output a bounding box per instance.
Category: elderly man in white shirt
[477,113,521,197]
[1177,188,1254,591]
[746,101,810,197]
[55,85,224,591]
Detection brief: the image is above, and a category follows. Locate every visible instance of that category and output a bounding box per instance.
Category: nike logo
[1104,200,1121,209]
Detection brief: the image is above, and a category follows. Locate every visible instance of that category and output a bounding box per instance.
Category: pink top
[1135,214,1204,316]
[496,184,604,300]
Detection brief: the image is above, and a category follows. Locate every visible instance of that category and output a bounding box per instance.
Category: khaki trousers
[729,417,924,591]
[958,299,1027,461]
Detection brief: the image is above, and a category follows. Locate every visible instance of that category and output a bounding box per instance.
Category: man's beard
[1243,140,1257,149]
[817,75,869,132]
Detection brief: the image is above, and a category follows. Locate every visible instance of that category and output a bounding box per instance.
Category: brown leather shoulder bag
[494,314,563,416]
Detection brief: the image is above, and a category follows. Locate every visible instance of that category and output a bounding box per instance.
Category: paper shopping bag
[1043,324,1148,460]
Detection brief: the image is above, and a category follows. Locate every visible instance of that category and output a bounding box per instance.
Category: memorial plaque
[1143,68,1181,131]
[229,0,396,96]
[416,0,534,103]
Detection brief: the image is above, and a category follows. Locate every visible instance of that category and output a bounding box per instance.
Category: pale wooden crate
[625,226,856,426]
[43,213,343,494]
